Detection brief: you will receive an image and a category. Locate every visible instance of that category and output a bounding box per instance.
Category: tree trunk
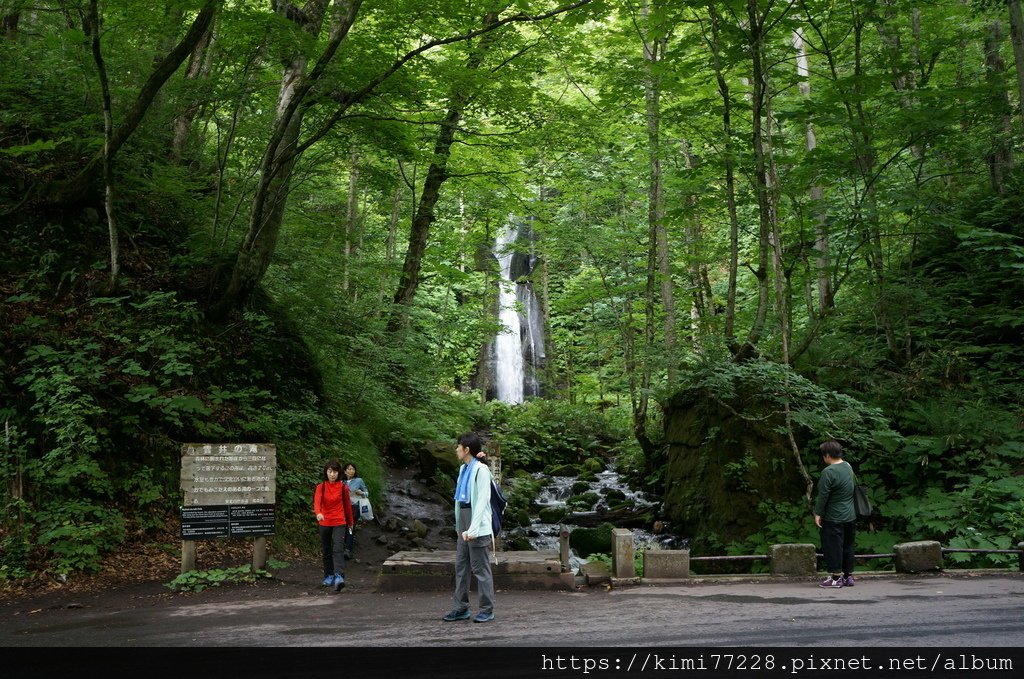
[1009,0,1024,127]
[680,139,712,339]
[211,0,359,318]
[87,0,119,290]
[707,4,742,353]
[984,20,1014,194]
[793,27,832,314]
[343,144,359,294]
[640,0,676,384]
[213,51,310,315]
[740,0,773,361]
[170,16,217,163]
[388,9,505,329]
[2,10,19,37]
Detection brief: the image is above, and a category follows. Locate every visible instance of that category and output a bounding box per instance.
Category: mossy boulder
[503,534,534,551]
[604,489,627,502]
[570,480,591,495]
[661,388,806,542]
[566,491,599,511]
[569,522,615,559]
[544,463,580,477]
[419,440,459,479]
[538,506,569,524]
[582,457,604,473]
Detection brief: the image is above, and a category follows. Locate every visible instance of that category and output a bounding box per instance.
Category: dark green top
[814,461,855,523]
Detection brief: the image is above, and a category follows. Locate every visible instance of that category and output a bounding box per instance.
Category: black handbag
[847,461,872,520]
[853,483,872,520]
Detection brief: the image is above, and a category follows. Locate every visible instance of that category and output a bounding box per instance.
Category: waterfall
[491,220,545,404]
[494,224,524,404]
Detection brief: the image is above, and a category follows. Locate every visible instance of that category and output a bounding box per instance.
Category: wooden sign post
[179,443,277,573]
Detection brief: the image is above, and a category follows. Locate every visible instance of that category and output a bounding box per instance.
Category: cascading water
[491,220,546,404]
[523,462,661,573]
[494,224,525,404]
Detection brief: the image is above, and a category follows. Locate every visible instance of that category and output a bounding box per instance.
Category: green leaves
[165,565,274,593]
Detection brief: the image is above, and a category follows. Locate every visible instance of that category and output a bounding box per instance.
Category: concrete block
[611,528,635,578]
[644,550,690,578]
[771,543,817,576]
[579,560,610,585]
[894,540,943,573]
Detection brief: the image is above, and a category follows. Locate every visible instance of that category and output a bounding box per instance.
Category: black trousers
[821,520,856,575]
[319,524,346,577]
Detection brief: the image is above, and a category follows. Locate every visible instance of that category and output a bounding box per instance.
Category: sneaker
[333,574,345,591]
[473,611,495,623]
[441,608,471,622]
[844,575,856,587]
[819,576,844,588]
[321,575,333,587]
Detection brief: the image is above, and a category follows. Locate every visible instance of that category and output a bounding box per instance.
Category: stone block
[771,543,817,576]
[644,550,690,578]
[579,560,610,585]
[611,528,635,578]
[894,540,943,573]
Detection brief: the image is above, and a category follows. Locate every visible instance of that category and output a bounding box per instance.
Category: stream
[517,463,664,573]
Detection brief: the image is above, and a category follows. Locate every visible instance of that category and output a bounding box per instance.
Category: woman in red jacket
[313,459,354,591]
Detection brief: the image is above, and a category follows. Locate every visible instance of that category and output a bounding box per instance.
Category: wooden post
[252,536,267,571]
[181,539,196,574]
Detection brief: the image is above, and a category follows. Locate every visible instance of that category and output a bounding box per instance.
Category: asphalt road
[3,573,1022,648]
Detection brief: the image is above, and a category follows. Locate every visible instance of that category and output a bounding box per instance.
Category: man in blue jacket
[442,432,496,623]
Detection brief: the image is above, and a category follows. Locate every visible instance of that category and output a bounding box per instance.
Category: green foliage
[165,565,273,593]
[1,0,1023,580]
[485,399,632,471]
[586,550,644,578]
[677,358,902,458]
[505,474,543,515]
[0,526,33,581]
[33,501,125,574]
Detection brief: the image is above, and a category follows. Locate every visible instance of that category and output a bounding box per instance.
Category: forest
[1,0,1023,580]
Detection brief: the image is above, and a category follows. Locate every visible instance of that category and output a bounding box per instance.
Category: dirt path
[0,465,454,613]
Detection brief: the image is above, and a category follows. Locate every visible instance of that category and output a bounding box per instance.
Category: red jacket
[314,480,354,527]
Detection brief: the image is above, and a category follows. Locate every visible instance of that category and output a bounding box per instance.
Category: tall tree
[389,6,507,328]
[213,0,596,318]
[37,0,220,206]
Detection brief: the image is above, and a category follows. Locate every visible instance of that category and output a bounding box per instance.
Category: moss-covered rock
[513,508,531,528]
[544,463,580,477]
[604,489,627,502]
[582,457,604,473]
[538,506,569,524]
[566,491,599,511]
[569,522,615,558]
[570,480,591,495]
[660,389,805,542]
[503,533,534,551]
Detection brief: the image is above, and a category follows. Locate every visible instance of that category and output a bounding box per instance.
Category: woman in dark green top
[813,440,856,588]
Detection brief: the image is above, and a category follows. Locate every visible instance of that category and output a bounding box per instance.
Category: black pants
[821,520,856,575]
[319,525,346,577]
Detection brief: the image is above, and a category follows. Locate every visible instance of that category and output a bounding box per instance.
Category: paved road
[3,573,1022,647]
